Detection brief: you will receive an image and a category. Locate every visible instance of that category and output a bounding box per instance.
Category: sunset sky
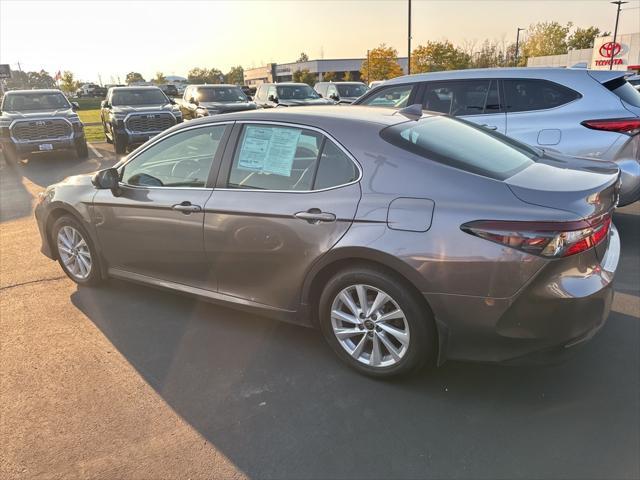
[1,0,639,83]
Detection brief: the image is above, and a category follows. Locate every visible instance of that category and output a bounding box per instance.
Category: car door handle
[481,124,498,130]
[294,209,336,224]
[172,201,202,214]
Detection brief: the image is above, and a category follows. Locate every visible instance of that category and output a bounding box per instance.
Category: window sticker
[237,126,301,177]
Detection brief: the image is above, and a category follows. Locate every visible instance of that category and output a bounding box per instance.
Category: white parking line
[88,143,103,159]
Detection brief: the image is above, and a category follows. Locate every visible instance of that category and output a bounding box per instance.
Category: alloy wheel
[330,284,410,368]
[57,226,92,280]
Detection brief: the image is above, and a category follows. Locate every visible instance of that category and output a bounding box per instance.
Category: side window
[422,80,496,116]
[314,141,358,190]
[327,85,338,97]
[268,86,277,100]
[122,125,226,188]
[360,84,414,108]
[503,79,580,113]
[228,125,323,191]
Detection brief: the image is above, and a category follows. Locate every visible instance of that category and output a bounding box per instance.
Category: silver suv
[354,68,640,206]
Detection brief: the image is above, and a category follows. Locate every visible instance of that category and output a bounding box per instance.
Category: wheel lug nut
[359,313,366,319]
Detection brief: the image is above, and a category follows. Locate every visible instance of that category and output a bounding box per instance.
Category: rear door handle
[172,201,202,214]
[294,209,336,224]
[481,124,498,130]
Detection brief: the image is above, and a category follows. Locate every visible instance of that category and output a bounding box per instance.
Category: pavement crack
[1,276,67,291]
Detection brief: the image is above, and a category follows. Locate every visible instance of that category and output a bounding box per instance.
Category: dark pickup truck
[100,86,183,154]
[0,89,88,161]
[177,84,257,120]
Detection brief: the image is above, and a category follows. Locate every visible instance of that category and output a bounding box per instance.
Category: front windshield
[2,92,70,111]
[337,84,368,98]
[111,89,169,106]
[277,85,319,100]
[199,87,248,103]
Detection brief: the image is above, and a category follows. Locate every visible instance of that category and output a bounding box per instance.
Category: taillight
[461,214,612,258]
[581,118,640,135]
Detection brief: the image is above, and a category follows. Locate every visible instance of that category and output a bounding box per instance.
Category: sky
[1,0,639,83]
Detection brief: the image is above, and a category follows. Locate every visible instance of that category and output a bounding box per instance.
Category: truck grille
[125,113,175,133]
[11,119,72,142]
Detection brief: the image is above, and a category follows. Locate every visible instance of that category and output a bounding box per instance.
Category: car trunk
[505,159,620,260]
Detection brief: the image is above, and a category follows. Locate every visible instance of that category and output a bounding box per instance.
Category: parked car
[315,81,368,104]
[253,82,334,108]
[177,84,257,120]
[100,86,182,154]
[158,84,179,97]
[76,83,107,98]
[0,89,88,160]
[35,106,620,377]
[353,68,640,206]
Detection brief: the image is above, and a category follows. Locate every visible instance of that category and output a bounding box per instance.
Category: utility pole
[610,1,627,70]
[407,0,412,75]
[514,27,525,66]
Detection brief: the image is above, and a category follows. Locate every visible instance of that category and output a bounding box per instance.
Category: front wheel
[52,215,102,286]
[318,266,436,378]
[113,131,127,155]
[75,139,89,159]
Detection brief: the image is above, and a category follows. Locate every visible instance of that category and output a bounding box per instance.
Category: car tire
[113,132,127,155]
[2,144,19,163]
[104,123,113,144]
[75,140,89,159]
[52,215,102,286]
[318,265,436,378]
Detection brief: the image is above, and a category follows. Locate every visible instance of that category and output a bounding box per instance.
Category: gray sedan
[35,106,620,377]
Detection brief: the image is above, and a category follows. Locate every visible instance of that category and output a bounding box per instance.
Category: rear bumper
[429,225,620,365]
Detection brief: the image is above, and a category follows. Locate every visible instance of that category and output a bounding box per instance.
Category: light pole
[366,49,370,85]
[407,0,412,75]
[609,1,627,70]
[514,27,525,66]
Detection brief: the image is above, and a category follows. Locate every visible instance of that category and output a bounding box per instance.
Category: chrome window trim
[9,117,74,144]
[117,121,234,191]
[218,119,363,194]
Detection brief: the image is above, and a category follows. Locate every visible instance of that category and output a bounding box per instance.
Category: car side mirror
[169,98,176,105]
[268,95,278,103]
[92,168,121,196]
[317,92,323,98]
[190,97,199,105]
[71,102,80,111]
[330,94,339,101]
[246,95,253,101]
[101,101,110,109]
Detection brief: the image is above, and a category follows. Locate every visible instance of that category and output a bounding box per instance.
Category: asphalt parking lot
[1,144,639,479]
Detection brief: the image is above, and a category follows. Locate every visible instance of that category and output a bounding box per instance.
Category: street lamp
[407,0,412,75]
[514,27,525,66]
[609,1,628,70]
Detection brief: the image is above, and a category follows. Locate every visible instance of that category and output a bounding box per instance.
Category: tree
[411,41,471,73]
[27,70,55,89]
[188,67,224,84]
[225,65,244,85]
[519,21,572,66]
[360,44,404,82]
[5,70,30,90]
[567,26,609,50]
[152,72,166,84]
[297,52,309,63]
[470,40,511,68]
[322,71,336,82]
[126,72,146,85]
[292,69,316,86]
[60,71,80,95]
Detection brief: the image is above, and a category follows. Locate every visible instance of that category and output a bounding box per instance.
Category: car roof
[187,105,419,129]
[192,84,241,88]
[5,89,63,95]
[381,67,626,85]
[110,86,162,91]
[262,82,311,87]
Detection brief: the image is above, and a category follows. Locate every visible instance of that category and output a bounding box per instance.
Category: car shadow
[70,275,639,479]
[0,151,34,222]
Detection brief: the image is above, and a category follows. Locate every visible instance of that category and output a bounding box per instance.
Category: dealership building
[244,57,409,86]
[527,32,640,72]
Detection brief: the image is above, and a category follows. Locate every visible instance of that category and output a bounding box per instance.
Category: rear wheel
[318,266,436,378]
[52,216,102,286]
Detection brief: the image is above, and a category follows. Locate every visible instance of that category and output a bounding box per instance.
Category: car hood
[0,108,79,121]
[277,98,333,106]
[111,104,175,114]
[201,101,257,112]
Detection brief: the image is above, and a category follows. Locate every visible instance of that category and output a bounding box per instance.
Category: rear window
[380,116,536,180]
[604,77,640,108]
[503,79,580,112]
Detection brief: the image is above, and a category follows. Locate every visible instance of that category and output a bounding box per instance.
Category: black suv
[314,81,369,104]
[100,86,182,154]
[253,83,333,108]
[0,89,88,161]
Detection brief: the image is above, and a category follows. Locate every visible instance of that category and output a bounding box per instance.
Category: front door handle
[172,201,202,214]
[481,124,498,130]
[294,209,336,224]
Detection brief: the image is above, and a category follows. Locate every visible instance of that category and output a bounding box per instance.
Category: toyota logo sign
[599,42,622,58]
